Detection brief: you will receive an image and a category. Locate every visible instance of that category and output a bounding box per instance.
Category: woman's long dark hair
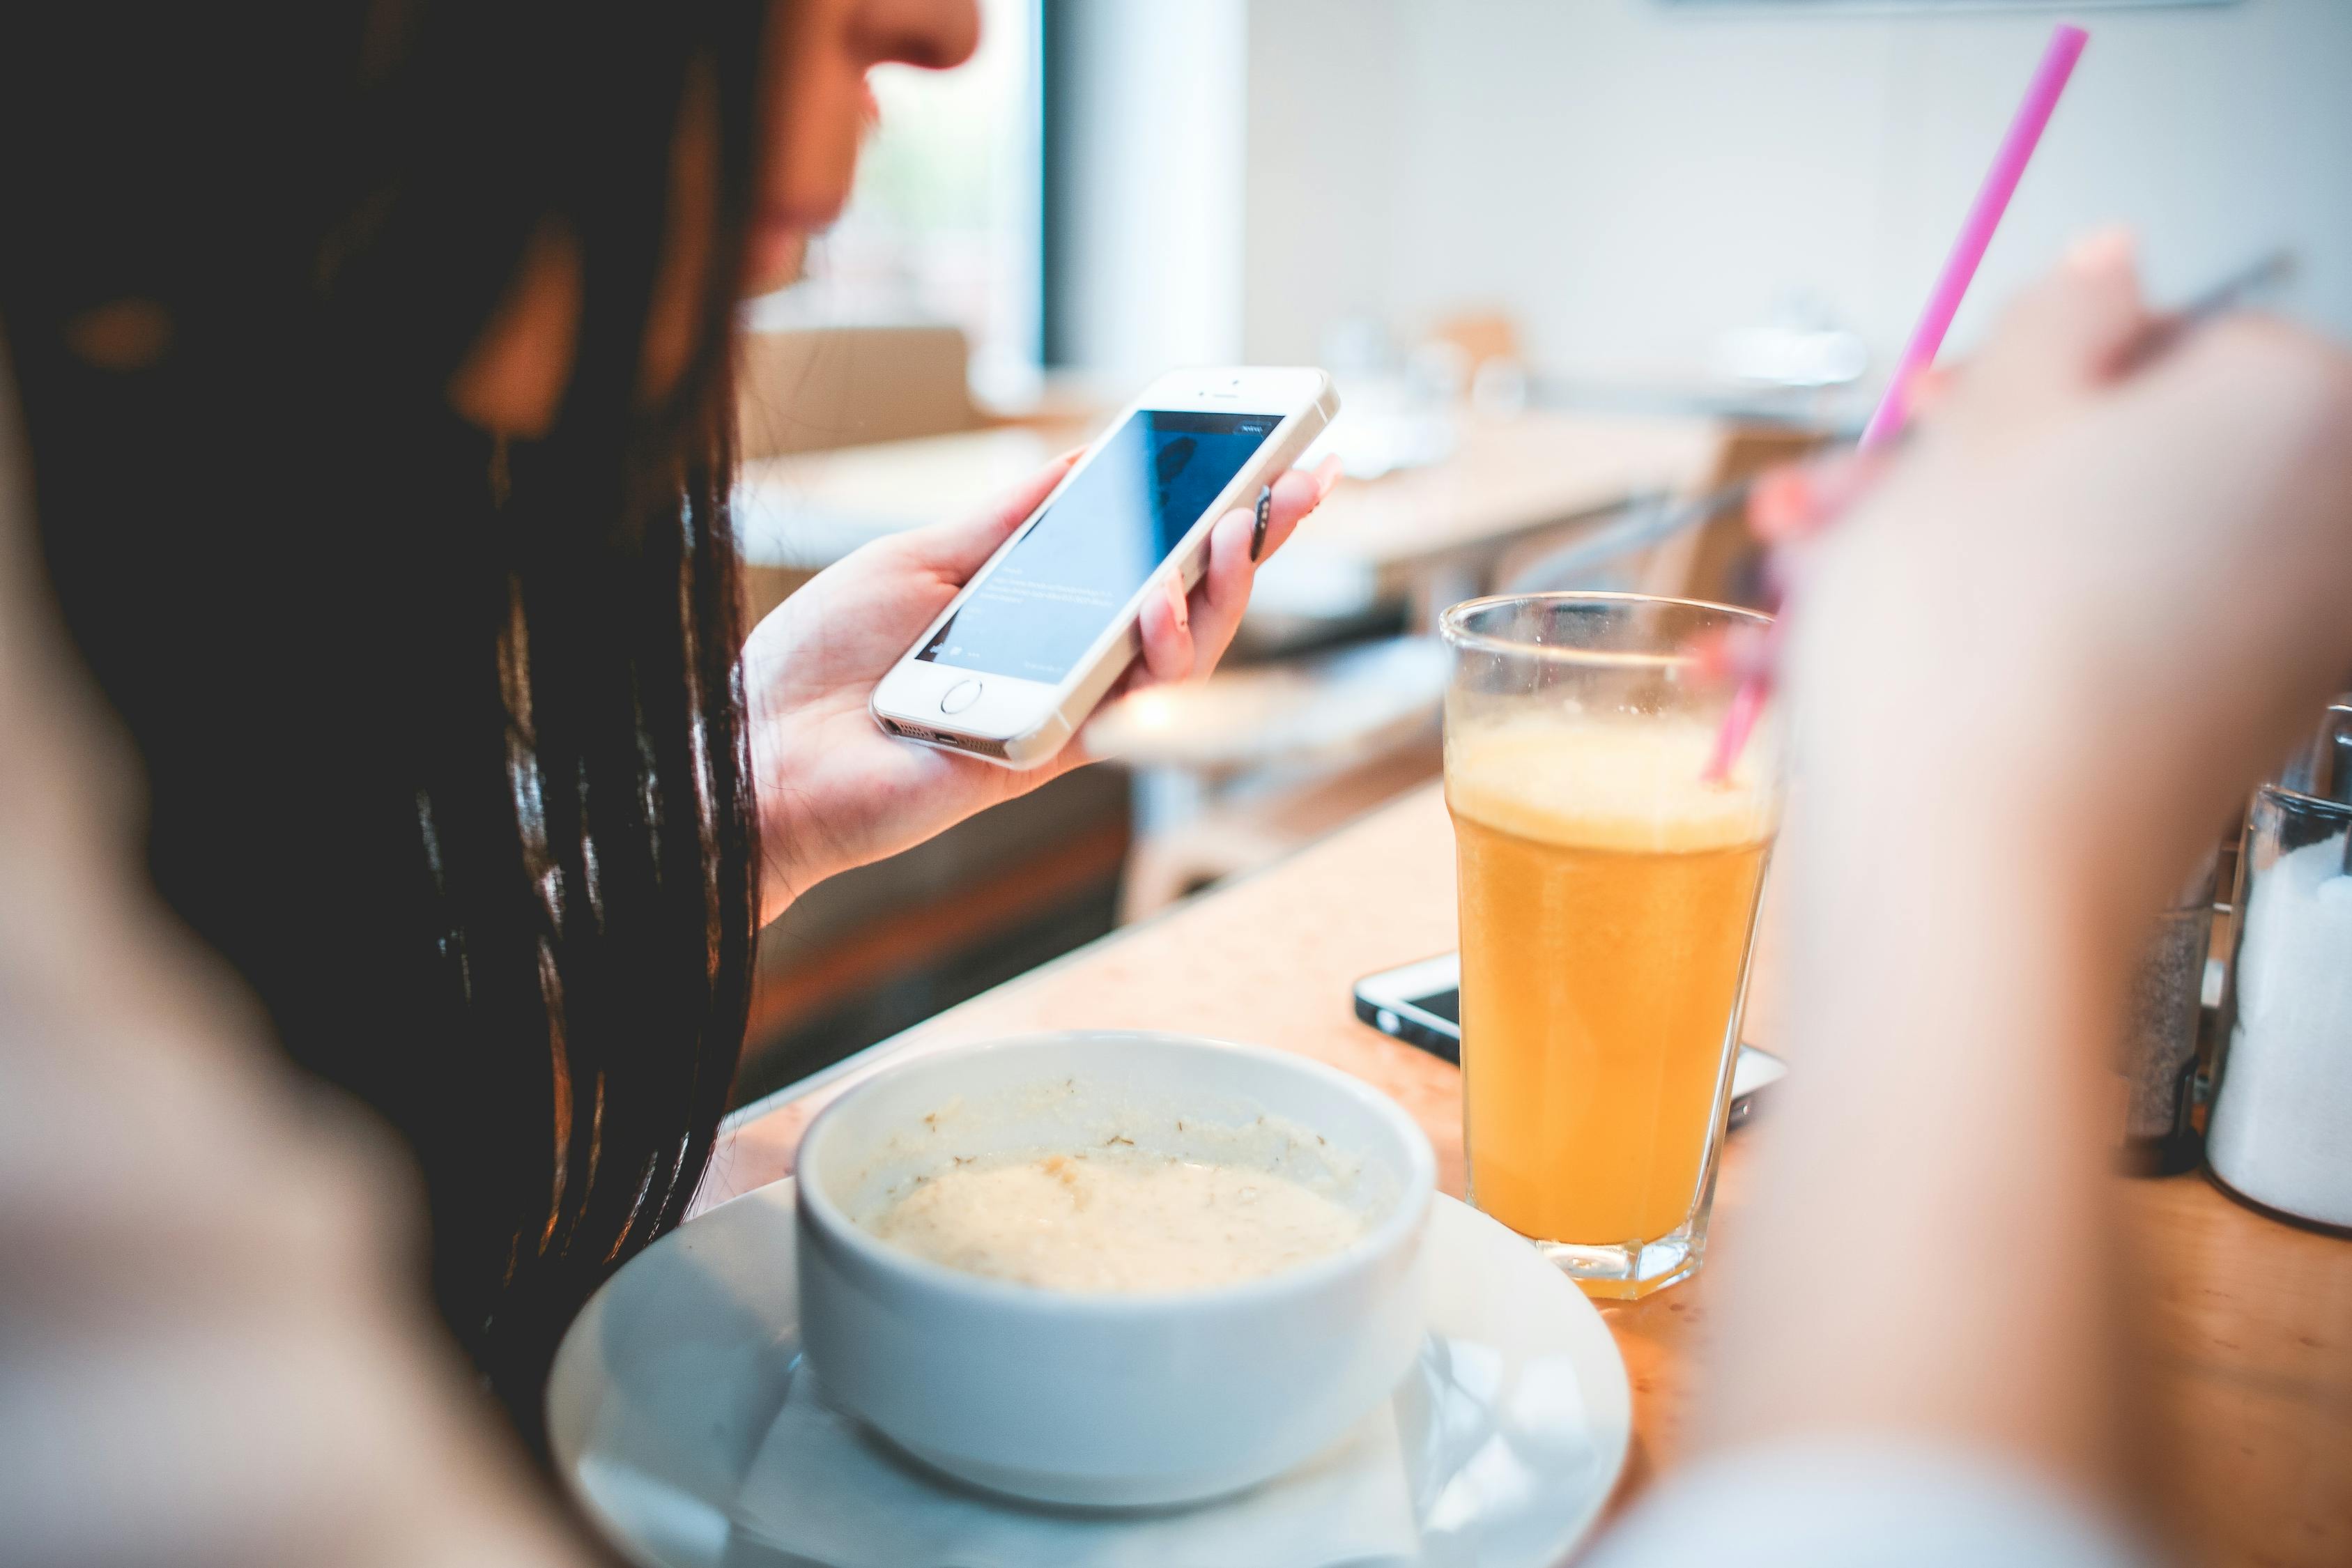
[1,3,769,1447]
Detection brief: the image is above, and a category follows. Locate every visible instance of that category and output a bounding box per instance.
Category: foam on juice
[1445,712,1774,853]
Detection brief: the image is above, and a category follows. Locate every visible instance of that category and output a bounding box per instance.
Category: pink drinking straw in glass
[1702,22,2089,783]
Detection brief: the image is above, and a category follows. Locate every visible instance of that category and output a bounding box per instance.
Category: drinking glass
[1439,592,1779,1298]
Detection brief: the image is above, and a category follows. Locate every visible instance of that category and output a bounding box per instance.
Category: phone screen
[916,408,1282,683]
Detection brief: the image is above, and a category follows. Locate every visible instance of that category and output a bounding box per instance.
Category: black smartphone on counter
[1353,952,1788,1128]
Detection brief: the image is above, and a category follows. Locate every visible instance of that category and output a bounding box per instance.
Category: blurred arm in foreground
[1599,242,2352,1565]
[0,361,591,1562]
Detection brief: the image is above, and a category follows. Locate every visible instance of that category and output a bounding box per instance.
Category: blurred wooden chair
[737,323,980,461]
[1428,311,1522,378]
[736,323,985,624]
[1672,424,1824,607]
[1495,422,1827,606]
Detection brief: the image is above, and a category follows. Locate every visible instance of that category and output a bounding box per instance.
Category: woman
[0,0,1330,1447]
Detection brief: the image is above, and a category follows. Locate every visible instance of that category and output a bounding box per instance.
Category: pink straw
[1703,22,2088,783]
[1859,24,2087,451]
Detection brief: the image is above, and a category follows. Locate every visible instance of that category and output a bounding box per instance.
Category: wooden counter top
[709,785,2352,1567]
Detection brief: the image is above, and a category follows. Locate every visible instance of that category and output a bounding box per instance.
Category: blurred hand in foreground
[1704,240,2352,1528]
[1784,238,2352,909]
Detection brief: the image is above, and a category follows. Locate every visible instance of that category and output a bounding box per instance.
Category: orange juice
[1448,714,1773,1249]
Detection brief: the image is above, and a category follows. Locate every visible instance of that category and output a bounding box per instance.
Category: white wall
[1243,0,2352,382]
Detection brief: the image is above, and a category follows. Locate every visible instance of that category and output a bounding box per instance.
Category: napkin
[726,1361,1424,1568]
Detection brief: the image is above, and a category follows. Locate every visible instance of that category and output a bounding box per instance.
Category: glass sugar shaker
[2205,698,2352,1230]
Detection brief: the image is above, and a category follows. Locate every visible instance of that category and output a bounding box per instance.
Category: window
[746,0,1043,408]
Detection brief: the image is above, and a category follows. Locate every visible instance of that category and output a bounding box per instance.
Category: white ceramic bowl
[794,1029,1437,1508]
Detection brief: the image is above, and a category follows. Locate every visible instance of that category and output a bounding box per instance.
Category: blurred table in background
[709,785,2352,1568]
[735,409,1725,633]
[737,425,1083,628]
[1253,410,1721,632]
[731,408,1745,1092]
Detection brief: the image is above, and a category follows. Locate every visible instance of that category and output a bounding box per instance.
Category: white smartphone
[869,367,1339,769]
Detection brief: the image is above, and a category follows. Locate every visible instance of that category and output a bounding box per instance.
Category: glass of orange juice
[1439,592,1778,1298]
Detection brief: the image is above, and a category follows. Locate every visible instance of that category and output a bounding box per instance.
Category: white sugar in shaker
[2207,700,2352,1230]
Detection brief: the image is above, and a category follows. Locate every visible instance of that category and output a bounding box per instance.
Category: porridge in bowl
[831,1080,1390,1296]
[865,1142,1366,1293]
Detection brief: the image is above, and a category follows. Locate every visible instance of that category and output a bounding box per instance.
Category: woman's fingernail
[2063,226,2135,277]
[1748,466,1815,541]
[1313,454,1343,500]
[1687,625,1769,684]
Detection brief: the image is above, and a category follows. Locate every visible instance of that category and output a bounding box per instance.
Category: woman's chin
[743,225,812,299]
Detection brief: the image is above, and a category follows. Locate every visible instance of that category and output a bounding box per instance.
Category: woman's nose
[852,0,981,72]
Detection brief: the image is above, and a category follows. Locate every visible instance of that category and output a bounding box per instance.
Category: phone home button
[939,679,983,715]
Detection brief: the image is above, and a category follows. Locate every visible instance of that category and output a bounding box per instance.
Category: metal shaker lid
[2273,695,2352,807]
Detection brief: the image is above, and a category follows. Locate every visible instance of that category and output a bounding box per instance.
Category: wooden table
[735,409,1721,610]
[707,787,2352,1567]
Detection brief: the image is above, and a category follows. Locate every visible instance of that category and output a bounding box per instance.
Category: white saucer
[548,1181,1630,1568]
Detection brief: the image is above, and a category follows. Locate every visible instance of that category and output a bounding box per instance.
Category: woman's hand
[741,451,1339,921]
